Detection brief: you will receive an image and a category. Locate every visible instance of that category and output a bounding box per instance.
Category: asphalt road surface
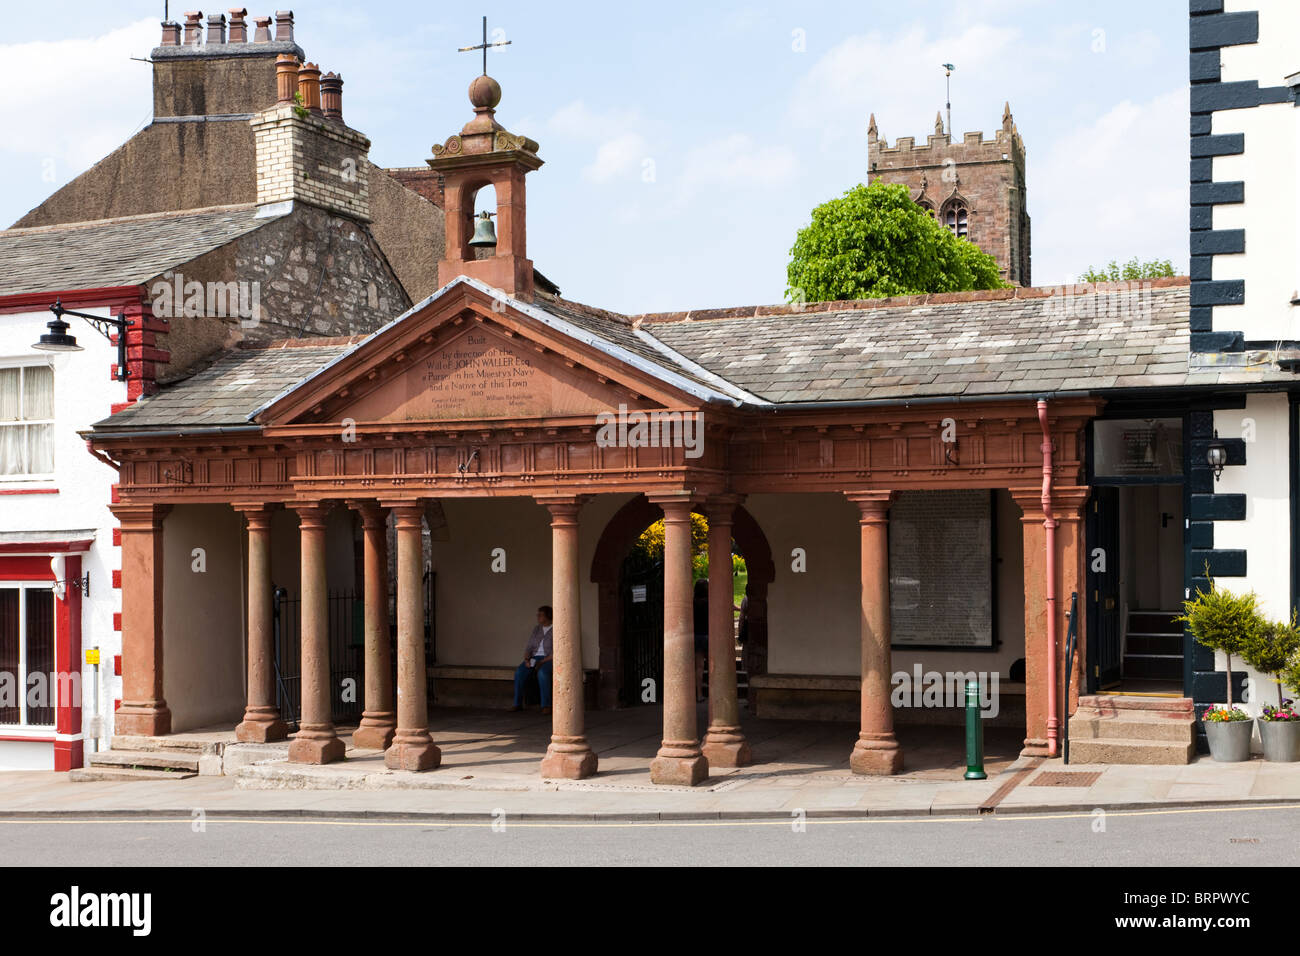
[2,804,1298,866]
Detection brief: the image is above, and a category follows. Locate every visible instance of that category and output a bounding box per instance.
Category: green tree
[1241,615,1300,707]
[786,181,1006,302]
[1177,572,1265,707]
[1080,257,1177,283]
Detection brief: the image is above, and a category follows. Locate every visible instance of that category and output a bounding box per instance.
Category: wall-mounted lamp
[1206,438,1228,482]
[33,300,131,382]
[49,554,89,600]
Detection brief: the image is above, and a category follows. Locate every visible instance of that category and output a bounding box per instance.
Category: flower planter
[1258,719,1300,763]
[1204,718,1254,762]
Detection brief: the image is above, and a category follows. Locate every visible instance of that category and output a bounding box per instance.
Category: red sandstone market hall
[6,12,1271,782]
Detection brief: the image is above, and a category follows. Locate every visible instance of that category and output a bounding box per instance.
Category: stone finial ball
[469,74,502,109]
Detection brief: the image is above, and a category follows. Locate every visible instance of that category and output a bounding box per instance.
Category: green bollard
[964,679,987,780]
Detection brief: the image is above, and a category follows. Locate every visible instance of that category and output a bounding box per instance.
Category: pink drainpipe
[1038,399,1060,757]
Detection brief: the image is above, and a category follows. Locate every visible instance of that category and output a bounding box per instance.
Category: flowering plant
[1202,705,1252,723]
[1259,701,1300,722]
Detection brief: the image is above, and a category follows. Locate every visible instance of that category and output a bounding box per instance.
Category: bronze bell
[468,210,497,248]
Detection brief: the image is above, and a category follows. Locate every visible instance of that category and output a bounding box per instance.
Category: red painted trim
[0,735,56,743]
[55,556,82,764]
[113,655,121,677]
[53,740,83,772]
[0,539,92,555]
[0,488,59,496]
[0,286,141,316]
[0,555,56,579]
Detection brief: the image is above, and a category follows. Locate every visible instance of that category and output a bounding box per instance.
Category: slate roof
[87,278,1298,434]
[0,204,287,298]
[93,342,355,430]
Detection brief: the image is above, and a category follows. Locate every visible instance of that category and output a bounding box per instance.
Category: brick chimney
[427,74,542,300]
[151,8,306,119]
[252,61,371,221]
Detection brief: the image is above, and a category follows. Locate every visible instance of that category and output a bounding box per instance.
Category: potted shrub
[1178,573,1262,761]
[1242,616,1300,762]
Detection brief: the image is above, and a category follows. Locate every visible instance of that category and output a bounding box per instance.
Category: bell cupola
[428,73,543,300]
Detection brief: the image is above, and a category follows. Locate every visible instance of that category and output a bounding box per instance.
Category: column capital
[289,500,334,527]
[845,490,894,521]
[345,499,390,529]
[647,491,699,518]
[1009,485,1091,522]
[232,501,279,529]
[109,502,171,529]
[704,493,745,524]
[535,495,592,521]
[377,498,425,514]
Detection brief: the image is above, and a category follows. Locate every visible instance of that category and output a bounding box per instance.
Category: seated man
[511,605,554,713]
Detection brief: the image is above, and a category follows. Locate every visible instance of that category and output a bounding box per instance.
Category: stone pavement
[2,705,1299,820]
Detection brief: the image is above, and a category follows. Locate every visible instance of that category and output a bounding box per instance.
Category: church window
[943,204,968,239]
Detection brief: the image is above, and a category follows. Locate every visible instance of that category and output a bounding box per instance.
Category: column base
[351,712,397,751]
[650,742,709,786]
[384,731,441,771]
[235,706,289,743]
[1021,737,1052,758]
[702,726,752,767]
[540,737,598,779]
[114,701,171,737]
[287,724,345,764]
[849,734,903,775]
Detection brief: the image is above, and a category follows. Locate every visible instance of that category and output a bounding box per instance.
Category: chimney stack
[297,62,322,114]
[253,15,272,41]
[320,73,343,122]
[160,21,181,46]
[228,8,248,43]
[206,13,226,45]
[275,10,294,42]
[183,11,204,45]
[276,53,299,103]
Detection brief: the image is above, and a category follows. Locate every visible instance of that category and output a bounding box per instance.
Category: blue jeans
[514,657,552,707]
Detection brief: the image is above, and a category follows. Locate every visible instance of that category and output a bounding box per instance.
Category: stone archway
[591,494,774,710]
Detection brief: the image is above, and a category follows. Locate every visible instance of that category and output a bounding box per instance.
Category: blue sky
[0,1,1188,312]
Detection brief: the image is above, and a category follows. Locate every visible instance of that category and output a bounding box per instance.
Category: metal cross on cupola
[457,16,511,76]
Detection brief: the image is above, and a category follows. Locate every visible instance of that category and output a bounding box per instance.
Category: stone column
[234,504,288,742]
[846,492,902,775]
[110,503,172,736]
[383,501,440,771]
[1011,485,1090,757]
[648,494,708,786]
[287,502,345,764]
[538,496,598,779]
[702,495,750,767]
[349,502,395,750]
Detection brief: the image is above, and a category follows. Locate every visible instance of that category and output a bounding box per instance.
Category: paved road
[2,804,1298,866]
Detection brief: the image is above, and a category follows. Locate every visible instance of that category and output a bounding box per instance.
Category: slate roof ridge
[632,276,1191,325]
[1,202,264,236]
[239,335,371,350]
[534,290,634,325]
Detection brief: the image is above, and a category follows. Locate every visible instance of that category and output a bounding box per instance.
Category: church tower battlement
[868,103,1030,286]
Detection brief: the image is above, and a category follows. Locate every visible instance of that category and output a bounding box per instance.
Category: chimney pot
[227,8,248,42]
[253,15,272,41]
[320,72,344,122]
[160,21,182,46]
[206,13,227,45]
[183,11,204,46]
[276,54,299,103]
[298,62,322,115]
[275,10,294,42]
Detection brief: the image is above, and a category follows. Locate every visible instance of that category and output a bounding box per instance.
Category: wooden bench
[749,673,1026,727]
[428,664,599,710]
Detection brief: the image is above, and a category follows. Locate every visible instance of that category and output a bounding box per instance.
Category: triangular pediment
[256,278,712,428]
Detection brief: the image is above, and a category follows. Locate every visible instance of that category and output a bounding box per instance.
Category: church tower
[867,103,1030,286]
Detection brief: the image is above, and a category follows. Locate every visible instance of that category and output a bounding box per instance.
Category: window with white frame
[0,584,56,727]
[0,364,55,477]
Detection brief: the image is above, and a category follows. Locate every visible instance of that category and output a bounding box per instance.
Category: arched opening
[469,182,498,260]
[591,495,774,710]
[942,200,969,238]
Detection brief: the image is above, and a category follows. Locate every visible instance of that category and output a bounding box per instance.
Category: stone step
[111,734,227,755]
[90,750,201,772]
[1068,737,1196,765]
[1077,694,1193,714]
[69,766,198,782]
[1069,711,1196,742]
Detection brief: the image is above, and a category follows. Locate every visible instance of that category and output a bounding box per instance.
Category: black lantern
[32,300,130,381]
[1206,438,1228,481]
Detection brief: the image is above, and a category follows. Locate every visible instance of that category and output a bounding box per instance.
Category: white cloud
[582,132,650,184]
[0,19,155,221]
[1032,87,1189,284]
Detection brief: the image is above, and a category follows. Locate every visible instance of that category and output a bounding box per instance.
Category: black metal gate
[273,588,364,723]
[619,550,663,706]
